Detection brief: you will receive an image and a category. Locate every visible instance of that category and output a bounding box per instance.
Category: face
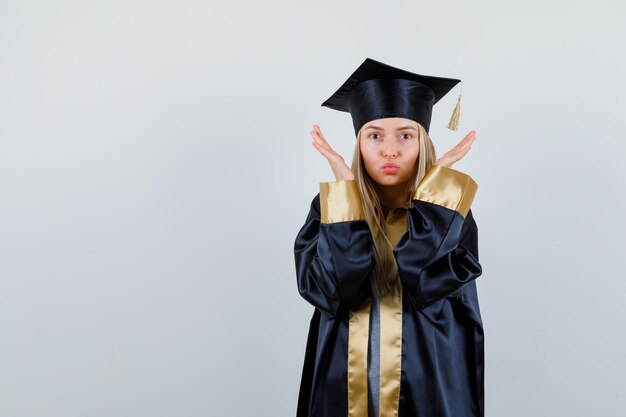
[359,117,420,188]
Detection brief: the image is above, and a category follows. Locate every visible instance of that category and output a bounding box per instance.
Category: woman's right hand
[310,124,355,181]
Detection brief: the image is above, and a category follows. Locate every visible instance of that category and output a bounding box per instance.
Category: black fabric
[294,194,374,319]
[321,57,461,135]
[294,193,484,417]
[394,200,482,307]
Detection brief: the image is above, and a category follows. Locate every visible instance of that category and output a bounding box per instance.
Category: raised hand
[310,124,355,181]
[434,130,476,169]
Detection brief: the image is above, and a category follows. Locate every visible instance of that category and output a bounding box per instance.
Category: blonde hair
[350,122,437,297]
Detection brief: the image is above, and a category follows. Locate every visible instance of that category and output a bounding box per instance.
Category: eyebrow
[364,125,417,131]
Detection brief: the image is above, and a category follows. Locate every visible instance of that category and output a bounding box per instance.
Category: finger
[457,132,475,148]
[461,130,476,146]
[451,143,473,164]
[314,125,334,148]
[458,139,474,152]
[443,139,473,163]
[310,126,324,143]
[455,130,475,146]
[450,145,471,160]
[311,133,338,160]
[310,130,332,154]
[310,129,336,155]
[451,134,475,155]
[312,139,332,159]
[311,125,342,162]
[313,125,330,146]
[313,124,324,139]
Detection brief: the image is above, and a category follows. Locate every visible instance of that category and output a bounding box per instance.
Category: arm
[294,180,375,319]
[393,164,482,308]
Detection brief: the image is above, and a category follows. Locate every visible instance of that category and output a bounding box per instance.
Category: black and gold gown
[294,165,484,417]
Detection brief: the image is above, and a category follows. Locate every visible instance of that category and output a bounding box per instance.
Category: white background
[1,1,625,416]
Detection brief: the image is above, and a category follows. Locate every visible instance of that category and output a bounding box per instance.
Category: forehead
[362,117,419,130]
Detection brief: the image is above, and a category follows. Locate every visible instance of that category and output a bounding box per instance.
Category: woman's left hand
[434,130,476,168]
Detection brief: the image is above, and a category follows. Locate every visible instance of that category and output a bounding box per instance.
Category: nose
[382,143,398,158]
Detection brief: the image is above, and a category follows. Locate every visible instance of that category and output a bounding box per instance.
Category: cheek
[413,148,420,164]
[402,147,420,175]
[360,148,380,176]
[360,145,375,165]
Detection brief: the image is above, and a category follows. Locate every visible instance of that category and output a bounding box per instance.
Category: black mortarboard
[321,57,463,136]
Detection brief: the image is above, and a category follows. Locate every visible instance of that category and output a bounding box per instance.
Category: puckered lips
[382,162,400,174]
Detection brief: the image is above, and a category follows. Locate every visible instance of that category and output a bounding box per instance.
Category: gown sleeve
[393,164,483,308]
[294,180,375,318]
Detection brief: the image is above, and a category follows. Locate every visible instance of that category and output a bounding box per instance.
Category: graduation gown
[293,164,484,417]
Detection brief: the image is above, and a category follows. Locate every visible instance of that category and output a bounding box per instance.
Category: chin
[374,176,404,186]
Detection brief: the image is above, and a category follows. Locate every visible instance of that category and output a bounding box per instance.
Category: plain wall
[1,1,625,416]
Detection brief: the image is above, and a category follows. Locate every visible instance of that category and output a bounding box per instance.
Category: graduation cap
[321,57,463,136]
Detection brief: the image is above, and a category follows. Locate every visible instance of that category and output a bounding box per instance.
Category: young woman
[294,58,484,417]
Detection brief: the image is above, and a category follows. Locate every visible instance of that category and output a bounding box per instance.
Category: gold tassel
[446,82,462,131]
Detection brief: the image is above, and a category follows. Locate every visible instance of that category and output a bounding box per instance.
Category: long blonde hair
[350,122,437,297]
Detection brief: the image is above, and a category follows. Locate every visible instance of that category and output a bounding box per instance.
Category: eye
[368,132,381,140]
[400,133,413,140]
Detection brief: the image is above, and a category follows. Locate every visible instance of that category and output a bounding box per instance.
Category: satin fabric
[320,58,461,136]
[411,164,478,219]
[320,180,366,224]
[347,78,435,135]
[294,193,483,417]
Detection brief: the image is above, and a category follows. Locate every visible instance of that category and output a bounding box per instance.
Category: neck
[375,181,412,217]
